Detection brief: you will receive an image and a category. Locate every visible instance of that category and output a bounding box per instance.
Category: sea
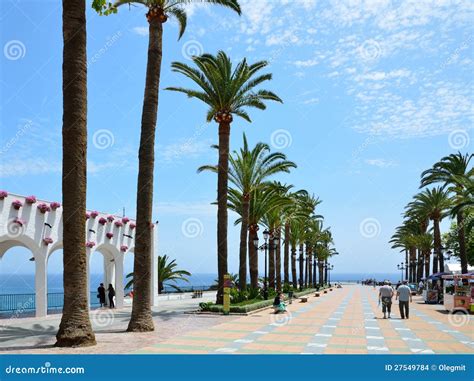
[0,272,400,294]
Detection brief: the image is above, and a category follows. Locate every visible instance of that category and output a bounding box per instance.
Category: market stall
[442,274,474,313]
[422,272,450,304]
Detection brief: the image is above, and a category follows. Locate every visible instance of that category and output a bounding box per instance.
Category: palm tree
[93,0,241,332]
[421,152,473,274]
[390,227,412,280]
[167,52,282,303]
[410,188,451,274]
[56,0,96,348]
[125,255,191,293]
[198,135,295,290]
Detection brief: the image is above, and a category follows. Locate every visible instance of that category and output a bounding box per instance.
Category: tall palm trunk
[416,249,423,282]
[291,243,297,288]
[324,258,328,284]
[424,250,430,279]
[298,244,304,289]
[304,247,308,288]
[248,224,259,288]
[308,246,313,287]
[404,249,409,280]
[457,211,468,274]
[318,261,324,286]
[127,16,163,332]
[238,194,250,290]
[409,246,416,282]
[216,121,231,304]
[275,229,281,291]
[56,0,96,347]
[433,219,442,274]
[283,223,290,284]
[269,235,275,289]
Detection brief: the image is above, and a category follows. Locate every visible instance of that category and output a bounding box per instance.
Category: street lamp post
[397,262,407,281]
[253,229,271,300]
[328,264,334,286]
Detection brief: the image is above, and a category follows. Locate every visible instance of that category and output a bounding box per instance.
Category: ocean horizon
[0,272,401,294]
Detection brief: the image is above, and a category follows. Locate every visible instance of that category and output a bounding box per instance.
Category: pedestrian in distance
[378,281,394,319]
[108,283,115,309]
[97,283,106,307]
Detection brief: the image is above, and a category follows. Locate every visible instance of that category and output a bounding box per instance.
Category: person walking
[396,280,412,319]
[108,284,115,309]
[378,281,394,319]
[97,283,106,307]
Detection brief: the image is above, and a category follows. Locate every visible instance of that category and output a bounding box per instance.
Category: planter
[13,217,26,226]
[107,215,115,222]
[114,221,123,227]
[120,245,128,252]
[43,237,53,245]
[25,195,37,204]
[106,232,114,239]
[12,200,23,210]
[90,211,99,218]
[122,217,130,224]
[37,203,51,214]
[129,223,136,230]
[85,212,91,219]
[86,241,96,248]
[50,202,61,210]
[0,190,8,200]
[98,217,107,225]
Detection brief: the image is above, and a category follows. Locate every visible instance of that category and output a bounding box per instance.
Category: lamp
[253,235,259,249]
[263,229,269,242]
[273,236,279,247]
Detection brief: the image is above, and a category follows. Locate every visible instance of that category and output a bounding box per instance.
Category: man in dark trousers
[396,280,412,319]
[97,283,106,307]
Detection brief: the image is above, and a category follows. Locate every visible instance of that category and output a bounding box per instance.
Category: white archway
[0,192,158,317]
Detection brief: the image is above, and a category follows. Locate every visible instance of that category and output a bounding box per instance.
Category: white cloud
[158,139,211,163]
[131,26,148,36]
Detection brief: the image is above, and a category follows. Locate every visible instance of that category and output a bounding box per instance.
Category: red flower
[106,232,114,239]
[25,195,37,204]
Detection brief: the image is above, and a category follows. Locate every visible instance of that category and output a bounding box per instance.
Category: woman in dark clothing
[108,284,115,308]
[97,283,106,307]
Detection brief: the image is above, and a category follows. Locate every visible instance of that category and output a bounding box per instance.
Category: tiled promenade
[136,285,474,354]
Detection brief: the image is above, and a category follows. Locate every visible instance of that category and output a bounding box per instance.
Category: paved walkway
[135,285,474,354]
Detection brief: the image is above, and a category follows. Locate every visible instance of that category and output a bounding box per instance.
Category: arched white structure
[0,192,158,317]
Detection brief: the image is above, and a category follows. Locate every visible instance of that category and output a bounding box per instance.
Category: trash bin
[288,291,294,304]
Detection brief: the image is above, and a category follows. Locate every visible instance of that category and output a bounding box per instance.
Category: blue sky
[1,0,473,279]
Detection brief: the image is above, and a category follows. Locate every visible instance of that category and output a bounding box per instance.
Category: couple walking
[378,280,412,319]
[97,283,116,308]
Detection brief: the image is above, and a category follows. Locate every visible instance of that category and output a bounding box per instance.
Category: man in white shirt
[396,280,413,319]
[378,281,394,319]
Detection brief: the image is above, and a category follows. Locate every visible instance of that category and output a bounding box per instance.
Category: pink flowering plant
[114,220,123,227]
[122,217,130,224]
[25,195,37,204]
[43,237,53,245]
[37,203,51,214]
[129,223,136,230]
[120,245,128,252]
[50,202,61,210]
[98,217,107,225]
[86,212,91,219]
[106,232,114,239]
[107,215,115,222]
[12,200,23,210]
[90,211,99,218]
[0,190,8,199]
[14,217,26,226]
[85,241,96,248]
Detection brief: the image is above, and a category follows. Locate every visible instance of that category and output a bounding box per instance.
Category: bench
[300,297,308,303]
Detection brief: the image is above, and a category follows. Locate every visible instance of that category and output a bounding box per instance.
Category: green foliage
[443,218,474,266]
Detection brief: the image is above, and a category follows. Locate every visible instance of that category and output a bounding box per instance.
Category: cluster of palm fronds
[391,152,473,282]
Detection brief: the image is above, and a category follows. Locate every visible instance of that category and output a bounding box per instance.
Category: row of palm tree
[200,134,337,294]
[390,152,473,283]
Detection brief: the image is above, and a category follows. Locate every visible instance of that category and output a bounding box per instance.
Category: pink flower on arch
[98,217,107,225]
[90,211,99,218]
[25,195,37,204]
[114,220,123,228]
[86,212,91,219]
[129,223,136,230]
[14,217,26,226]
[106,232,114,239]
[37,203,51,214]
[50,202,61,210]
[12,200,23,210]
[0,190,8,200]
[43,237,53,245]
[122,217,130,224]
[120,245,128,252]
[107,215,115,222]
[85,241,96,248]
